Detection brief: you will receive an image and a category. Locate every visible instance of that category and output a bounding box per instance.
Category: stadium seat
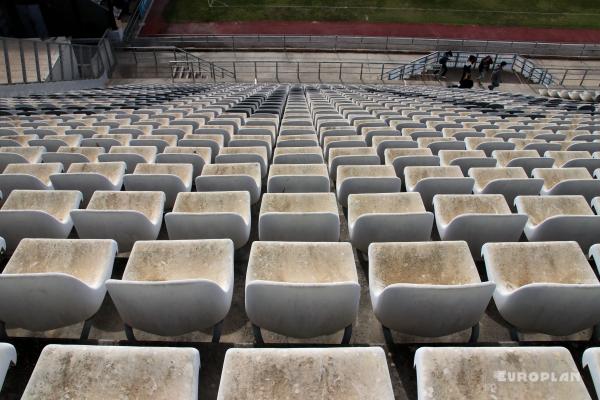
[107,239,234,341]
[0,190,82,251]
[415,347,589,398]
[328,147,380,179]
[195,163,261,204]
[42,146,104,170]
[0,343,15,391]
[272,146,324,164]
[216,146,268,178]
[0,146,45,173]
[245,241,359,343]
[348,192,433,252]
[385,148,440,178]
[483,241,600,338]
[217,348,394,400]
[267,164,330,193]
[433,194,527,258]
[439,149,496,175]
[258,193,339,242]
[50,162,125,205]
[369,241,493,340]
[0,238,117,338]
[124,163,193,208]
[547,150,600,174]
[98,146,157,174]
[533,167,600,202]
[156,146,210,179]
[470,167,544,209]
[493,149,554,176]
[465,137,515,156]
[515,195,600,252]
[0,162,62,198]
[405,166,474,210]
[179,134,224,162]
[336,165,402,207]
[165,191,251,249]
[21,345,200,399]
[29,134,82,152]
[71,191,165,252]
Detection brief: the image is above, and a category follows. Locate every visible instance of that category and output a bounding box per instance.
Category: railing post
[254,61,257,81]
[153,50,158,73]
[33,41,41,83]
[318,62,321,82]
[59,44,65,81]
[339,63,343,82]
[580,69,588,86]
[275,61,279,82]
[191,61,195,83]
[297,62,300,82]
[46,42,52,82]
[2,38,12,84]
[19,39,27,83]
[380,63,385,80]
[360,63,364,82]
[233,62,237,82]
[560,69,568,86]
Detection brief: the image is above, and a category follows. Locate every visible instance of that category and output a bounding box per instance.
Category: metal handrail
[128,34,600,57]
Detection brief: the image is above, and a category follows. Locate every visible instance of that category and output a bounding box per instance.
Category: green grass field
[164,0,600,29]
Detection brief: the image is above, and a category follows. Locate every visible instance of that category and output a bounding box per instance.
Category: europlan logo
[493,370,581,383]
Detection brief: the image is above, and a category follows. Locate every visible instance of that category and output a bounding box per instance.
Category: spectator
[459,55,477,89]
[489,61,508,90]
[477,56,494,86]
[437,51,453,79]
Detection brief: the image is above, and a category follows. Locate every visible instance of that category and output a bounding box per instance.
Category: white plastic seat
[81,133,132,151]
[230,134,273,159]
[547,150,600,174]
[179,134,224,162]
[328,147,380,179]
[533,167,600,202]
[405,166,474,210]
[42,146,104,170]
[272,146,324,164]
[107,239,233,341]
[0,238,117,336]
[245,241,360,342]
[0,190,82,251]
[370,241,494,339]
[415,347,590,399]
[348,192,433,252]
[323,136,366,158]
[267,164,330,193]
[29,134,81,152]
[465,137,515,156]
[470,167,544,208]
[71,191,165,252]
[583,348,600,399]
[276,134,318,149]
[98,146,157,174]
[21,345,200,399]
[157,146,211,178]
[493,149,554,176]
[217,347,394,400]
[165,191,251,249]
[417,137,466,154]
[195,162,261,204]
[372,135,417,160]
[124,163,193,208]
[50,161,126,205]
[483,241,600,337]
[439,149,496,175]
[259,193,339,242]
[216,146,268,178]
[0,343,15,391]
[130,134,178,153]
[0,146,45,173]
[0,134,37,147]
[0,162,61,198]
[434,194,527,258]
[385,148,440,178]
[336,165,402,207]
[515,195,600,252]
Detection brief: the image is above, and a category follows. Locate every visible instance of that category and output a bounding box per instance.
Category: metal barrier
[0,34,116,85]
[123,0,154,42]
[130,34,600,57]
[387,51,555,85]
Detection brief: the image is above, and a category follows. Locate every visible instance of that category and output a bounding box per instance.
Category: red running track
[141,0,600,43]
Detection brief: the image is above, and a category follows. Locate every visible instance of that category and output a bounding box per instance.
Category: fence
[130,34,600,57]
[0,34,116,85]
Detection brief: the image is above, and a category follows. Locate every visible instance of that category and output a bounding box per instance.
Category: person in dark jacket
[488,61,507,90]
[459,55,477,89]
[437,50,453,79]
[477,55,494,86]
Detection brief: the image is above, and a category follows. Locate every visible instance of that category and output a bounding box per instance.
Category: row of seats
[2,237,600,343]
[6,343,600,399]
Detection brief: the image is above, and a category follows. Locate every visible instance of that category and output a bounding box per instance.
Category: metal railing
[0,34,116,85]
[129,34,600,57]
[387,51,555,85]
[123,0,154,42]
